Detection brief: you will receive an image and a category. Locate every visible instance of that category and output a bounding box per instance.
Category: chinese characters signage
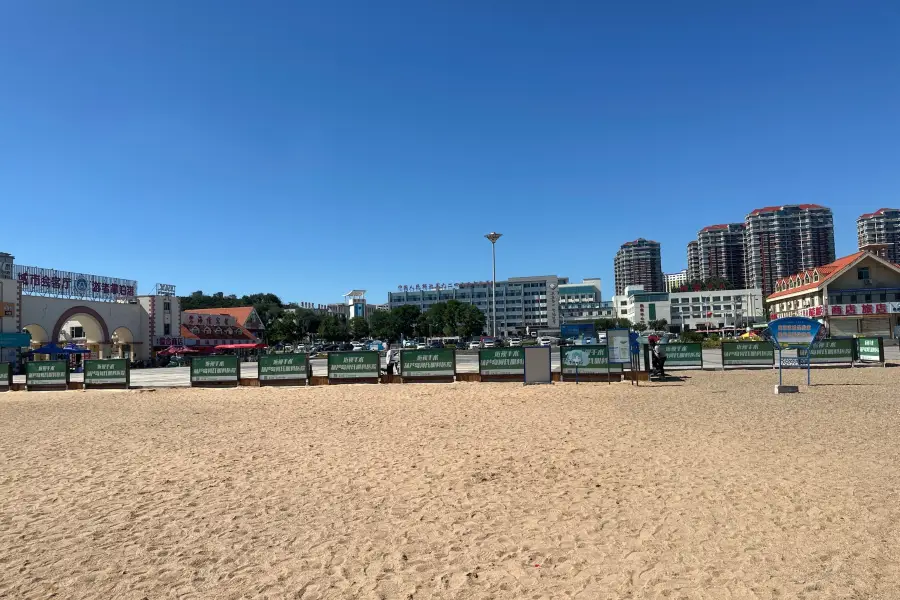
[397,283,462,292]
[768,317,821,347]
[191,355,240,384]
[547,280,560,329]
[1,302,14,317]
[560,345,623,374]
[84,359,129,388]
[807,303,898,318]
[721,342,775,366]
[258,353,308,382]
[154,336,185,347]
[400,349,455,378]
[14,264,136,302]
[327,351,380,379]
[154,283,176,296]
[479,348,525,376]
[26,360,69,388]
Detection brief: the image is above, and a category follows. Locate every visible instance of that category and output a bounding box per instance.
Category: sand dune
[2,369,900,599]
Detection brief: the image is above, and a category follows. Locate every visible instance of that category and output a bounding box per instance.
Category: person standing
[384,341,397,375]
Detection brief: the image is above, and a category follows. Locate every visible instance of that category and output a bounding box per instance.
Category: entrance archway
[111,327,135,359]
[52,306,110,360]
[23,324,49,346]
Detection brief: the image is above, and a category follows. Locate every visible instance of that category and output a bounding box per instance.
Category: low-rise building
[668,288,765,331]
[558,278,614,323]
[766,250,900,339]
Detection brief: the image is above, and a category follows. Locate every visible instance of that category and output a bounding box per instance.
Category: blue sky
[2,1,898,303]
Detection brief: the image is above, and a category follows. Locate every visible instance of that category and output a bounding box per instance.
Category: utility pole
[485,232,503,338]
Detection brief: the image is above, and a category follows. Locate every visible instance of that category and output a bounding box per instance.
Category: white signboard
[14,264,136,301]
[607,329,631,363]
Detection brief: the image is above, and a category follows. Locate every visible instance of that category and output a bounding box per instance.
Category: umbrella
[29,342,89,355]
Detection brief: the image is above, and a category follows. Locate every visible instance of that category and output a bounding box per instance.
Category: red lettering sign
[40,276,50,287]
[845,304,857,315]
[877,303,888,314]
[17,273,27,284]
[101,283,110,294]
[30,274,40,286]
[92,282,101,292]
[831,306,843,316]
[862,304,874,314]
[51,276,61,289]
[110,283,119,294]
[62,278,71,289]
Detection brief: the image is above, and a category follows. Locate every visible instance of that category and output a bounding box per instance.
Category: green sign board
[0,363,11,390]
[84,359,129,387]
[663,343,703,367]
[721,342,774,366]
[560,345,624,374]
[191,355,240,384]
[479,348,525,376]
[809,339,854,364]
[328,351,380,379]
[258,353,308,382]
[26,360,69,388]
[400,349,455,378]
[857,337,884,363]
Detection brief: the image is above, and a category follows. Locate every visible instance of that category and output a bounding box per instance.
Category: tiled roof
[748,204,827,216]
[184,307,257,327]
[859,208,900,219]
[766,252,866,300]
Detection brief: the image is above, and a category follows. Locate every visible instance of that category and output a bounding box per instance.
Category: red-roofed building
[857,208,900,264]
[180,310,262,348]
[183,307,266,340]
[745,204,835,296]
[766,251,900,339]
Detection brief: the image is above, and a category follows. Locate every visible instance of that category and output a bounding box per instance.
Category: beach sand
[2,368,900,599]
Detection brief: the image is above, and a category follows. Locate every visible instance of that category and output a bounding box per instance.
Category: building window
[880,293,888,302]
[865,294,872,303]
[163,301,171,311]
[163,323,171,335]
[858,267,870,280]
[849,295,857,303]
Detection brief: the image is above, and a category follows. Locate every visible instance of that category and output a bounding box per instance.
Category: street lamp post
[485,232,503,338]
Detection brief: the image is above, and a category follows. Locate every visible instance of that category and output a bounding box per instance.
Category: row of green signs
[3,359,132,390]
[719,338,884,366]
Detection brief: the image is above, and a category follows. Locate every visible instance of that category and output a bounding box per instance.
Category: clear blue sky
[2,1,898,303]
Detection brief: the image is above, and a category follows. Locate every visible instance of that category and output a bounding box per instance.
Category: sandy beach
[2,369,900,599]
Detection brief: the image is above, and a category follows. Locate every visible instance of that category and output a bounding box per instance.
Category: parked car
[538,337,552,347]
[416,342,428,350]
[468,341,482,350]
[481,337,497,349]
[403,340,416,348]
[351,342,366,351]
[508,338,522,347]
[428,340,444,349]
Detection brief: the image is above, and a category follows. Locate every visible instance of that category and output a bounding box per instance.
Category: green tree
[615,318,632,329]
[633,322,648,332]
[349,316,370,340]
[369,310,397,342]
[594,318,617,331]
[318,314,350,342]
[392,305,422,339]
[424,303,449,338]
[458,303,486,338]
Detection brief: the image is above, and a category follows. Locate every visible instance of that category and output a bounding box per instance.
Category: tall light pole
[485,232,503,338]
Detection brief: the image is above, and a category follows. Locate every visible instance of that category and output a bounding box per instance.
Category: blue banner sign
[768,316,822,348]
[0,332,32,348]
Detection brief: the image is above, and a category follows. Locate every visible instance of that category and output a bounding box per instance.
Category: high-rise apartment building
[686,240,700,282]
[744,204,835,297]
[697,223,747,288]
[665,269,688,292]
[614,238,665,295]
[857,208,900,263]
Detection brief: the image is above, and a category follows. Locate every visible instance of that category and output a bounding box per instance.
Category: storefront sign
[808,339,854,364]
[84,359,129,387]
[0,332,31,348]
[154,283,176,296]
[190,355,240,384]
[857,337,884,363]
[0,363,11,390]
[1,302,14,317]
[258,353,308,382]
[479,348,525,376]
[26,360,69,388]
[400,349,455,378]
[811,303,896,317]
[721,342,774,366]
[547,280,560,329]
[328,351,380,380]
[561,345,623,374]
[396,283,462,292]
[154,336,185,347]
[14,264,136,302]
[664,343,703,367]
